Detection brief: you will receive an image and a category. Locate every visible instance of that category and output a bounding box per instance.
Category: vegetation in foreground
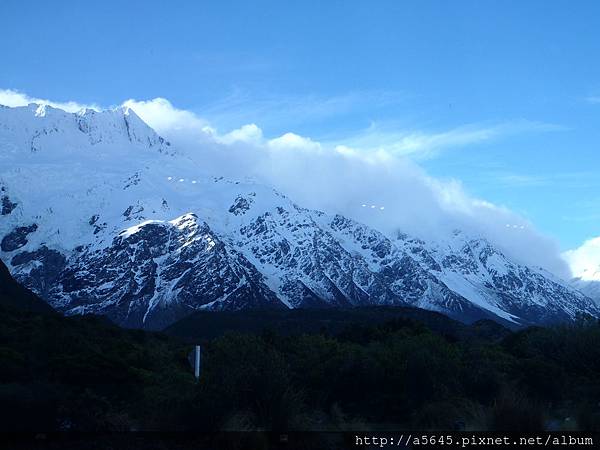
[1,302,600,433]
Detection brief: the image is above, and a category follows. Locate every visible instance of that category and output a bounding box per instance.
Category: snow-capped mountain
[1,103,598,329]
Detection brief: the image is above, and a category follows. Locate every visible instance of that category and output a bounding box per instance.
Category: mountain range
[0,103,598,329]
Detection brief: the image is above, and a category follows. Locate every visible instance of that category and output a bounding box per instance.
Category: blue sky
[1,0,600,252]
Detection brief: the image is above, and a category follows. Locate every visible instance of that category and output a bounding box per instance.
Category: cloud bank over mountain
[563,237,600,281]
[0,89,572,279]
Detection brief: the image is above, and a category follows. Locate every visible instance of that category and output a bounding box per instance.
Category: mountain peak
[0,102,172,157]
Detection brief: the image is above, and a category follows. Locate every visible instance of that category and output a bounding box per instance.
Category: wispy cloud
[561,197,600,223]
[196,88,408,131]
[585,95,600,104]
[492,174,549,188]
[487,171,600,189]
[561,213,600,223]
[331,119,566,160]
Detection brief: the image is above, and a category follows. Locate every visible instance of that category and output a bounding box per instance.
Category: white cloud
[0,89,99,112]
[121,97,212,139]
[0,89,572,278]
[268,132,322,152]
[118,97,572,278]
[219,124,263,144]
[563,237,600,280]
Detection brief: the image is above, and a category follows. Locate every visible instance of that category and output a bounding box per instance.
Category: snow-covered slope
[1,103,597,329]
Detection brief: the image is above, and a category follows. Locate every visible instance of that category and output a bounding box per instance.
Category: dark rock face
[123,203,145,221]
[11,246,67,298]
[228,195,253,215]
[1,195,17,215]
[48,214,284,329]
[1,224,38,252]
[89,215,107,235]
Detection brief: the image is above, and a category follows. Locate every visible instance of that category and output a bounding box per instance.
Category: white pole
[194,345,200,380]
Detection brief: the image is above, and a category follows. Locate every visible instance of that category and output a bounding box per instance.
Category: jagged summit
[0,103,598,329]
[0,102,173,157]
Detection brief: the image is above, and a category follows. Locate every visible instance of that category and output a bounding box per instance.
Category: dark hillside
[164,306,512,343]
[0,265,599,435]
[0,259,54,314]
